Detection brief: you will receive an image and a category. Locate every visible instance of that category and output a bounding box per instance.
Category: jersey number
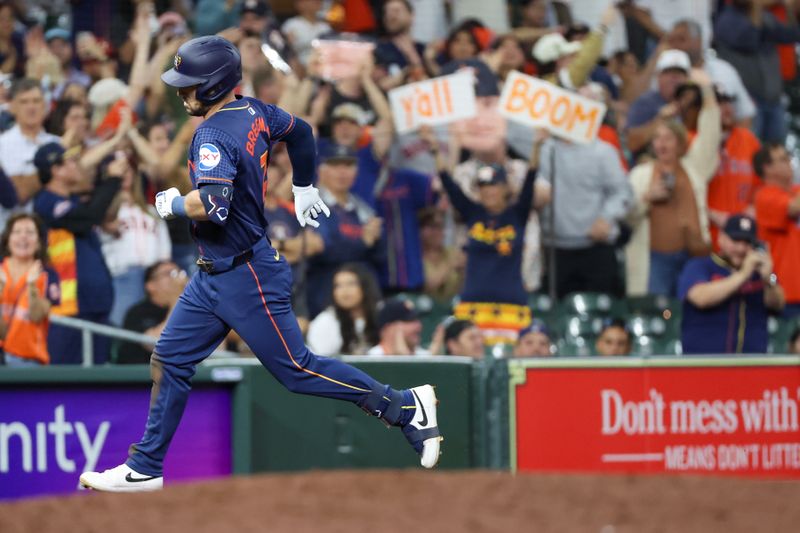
[260,149,269,199]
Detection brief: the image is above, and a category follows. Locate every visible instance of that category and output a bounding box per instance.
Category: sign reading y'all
[512,361,800,477]
[498,71,606,144]
[389,72,477,134]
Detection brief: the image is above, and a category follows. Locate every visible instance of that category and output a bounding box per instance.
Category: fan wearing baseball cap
[678,214,785,354]
[531,4,619,90]
[422,125,546,345]
[367,297,429,356]
[32,142,126,364]
[626,49,691,157]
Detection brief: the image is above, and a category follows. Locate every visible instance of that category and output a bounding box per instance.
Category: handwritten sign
[498,71,606,144]
[389,72,477,134]
[313,40,375,81]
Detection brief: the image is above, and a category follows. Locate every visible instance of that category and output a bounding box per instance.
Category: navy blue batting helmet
[161,36,242,105]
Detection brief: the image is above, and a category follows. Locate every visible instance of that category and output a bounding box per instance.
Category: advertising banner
[510,358,800,477]
[0,387,231,500]
[389,72,477,134]
[498,71,606,144]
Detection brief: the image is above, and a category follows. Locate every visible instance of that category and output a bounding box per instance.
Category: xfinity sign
[0,405,109,474]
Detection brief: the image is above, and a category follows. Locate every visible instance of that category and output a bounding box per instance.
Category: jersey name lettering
[246,116,268,156]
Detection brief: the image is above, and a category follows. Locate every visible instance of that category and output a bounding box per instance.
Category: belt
[196,248,254,274]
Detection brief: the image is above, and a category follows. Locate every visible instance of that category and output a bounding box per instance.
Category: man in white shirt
[367,297,430,356]
[280,0,331,67]
[667,19,756,125]
[0,78,61,229]
[409,0,448,43]
[637,0,712,49]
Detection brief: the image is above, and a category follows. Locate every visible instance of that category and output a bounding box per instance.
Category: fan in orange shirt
[0,213,61,366]
[753,143,800,316]
[707,86,762,250]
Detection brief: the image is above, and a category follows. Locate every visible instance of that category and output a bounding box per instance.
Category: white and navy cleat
[79,463,163,493]
[403,384,443,468]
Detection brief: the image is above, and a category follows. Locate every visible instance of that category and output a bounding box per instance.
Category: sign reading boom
[498,71,606,144]
[389,72,477,134]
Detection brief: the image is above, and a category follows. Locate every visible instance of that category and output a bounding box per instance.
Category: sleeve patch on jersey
[198,143,222,171]
[52,199,73,218]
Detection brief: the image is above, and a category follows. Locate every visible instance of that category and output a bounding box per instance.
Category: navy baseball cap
[33,143,66,184]
[475,163,507,186]
[440,58,499,97]
[377,298,418,329]
[319,143,357,165]
[724,214,758,243]
[518,319,550,341]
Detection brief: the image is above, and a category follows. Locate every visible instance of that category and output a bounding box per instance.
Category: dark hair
[0,213,48,262]
[144,260,175,283]
[332,263,380,353]
[600,318,630,340]
[752,143,785,179]
[10,78,42,100]
[384,0,413,13]
[444,23,482,62]
[565,24,590,41]
[418,207,444,227]
[444,319,474,343]
[46,99,88,136]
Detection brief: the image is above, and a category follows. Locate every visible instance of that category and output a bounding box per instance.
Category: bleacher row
[404,292,800,357]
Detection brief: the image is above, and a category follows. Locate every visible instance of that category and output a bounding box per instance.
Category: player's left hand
[292,184,330,228]
[155,187,181,219]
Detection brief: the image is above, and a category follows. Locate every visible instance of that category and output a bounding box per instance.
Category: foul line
[601,453,664,463]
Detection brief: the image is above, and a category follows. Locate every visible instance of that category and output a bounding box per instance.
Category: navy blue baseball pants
[126,239,409,476]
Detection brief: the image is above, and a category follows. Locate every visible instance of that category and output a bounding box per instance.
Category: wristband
[171,196,187,217]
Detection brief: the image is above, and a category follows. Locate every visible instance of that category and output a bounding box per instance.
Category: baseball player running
[79,36,441,492]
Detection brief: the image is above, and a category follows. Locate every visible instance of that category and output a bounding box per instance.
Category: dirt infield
[2,470,799,533]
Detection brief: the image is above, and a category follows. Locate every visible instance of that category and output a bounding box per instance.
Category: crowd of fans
[1,0,800,366]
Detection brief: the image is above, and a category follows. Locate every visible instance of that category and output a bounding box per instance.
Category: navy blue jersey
[188,96,296,260]
[678,255,768,354]
[439,169,536,306]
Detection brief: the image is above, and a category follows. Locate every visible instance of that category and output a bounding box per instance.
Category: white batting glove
[292,184,330,228]
[155,187,181,219]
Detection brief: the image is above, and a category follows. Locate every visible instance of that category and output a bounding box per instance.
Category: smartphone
[662,172,676,191]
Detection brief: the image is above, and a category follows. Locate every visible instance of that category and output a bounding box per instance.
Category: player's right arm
[155,127,237,225]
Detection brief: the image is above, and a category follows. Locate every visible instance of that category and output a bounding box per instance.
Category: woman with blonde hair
[625,71,721,297]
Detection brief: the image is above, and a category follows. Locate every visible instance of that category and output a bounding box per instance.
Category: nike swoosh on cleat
[125,473,160,483]
[413,390,428,427]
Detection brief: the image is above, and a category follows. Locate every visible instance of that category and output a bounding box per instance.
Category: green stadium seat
[768,316,800,354]
[529,292,554,314]
[556,336,594,356]
[631,335,680,356]
[626,294,677,316]
[560,292,615,317]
